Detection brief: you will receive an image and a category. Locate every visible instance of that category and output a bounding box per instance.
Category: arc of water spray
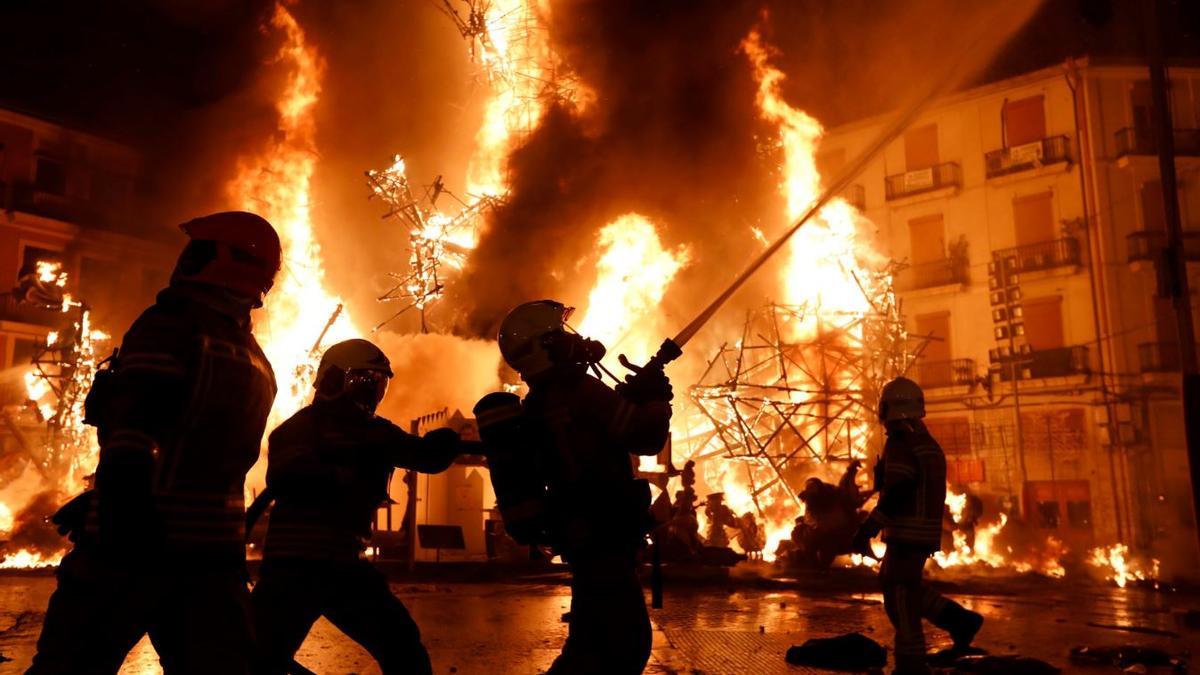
[637,2,1042,371]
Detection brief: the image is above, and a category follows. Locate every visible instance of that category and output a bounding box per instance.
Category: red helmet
[172,211,281,307]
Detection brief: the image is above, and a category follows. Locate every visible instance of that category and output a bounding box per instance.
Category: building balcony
[1114,127,1200,159]
[992,238,1081,274]
[895,257,968,292]
[913,358,976,389]
[843,183,866,210]
[1126,230,1200,263]
[0,295,69,328]
[885,161,961,201]
[995,345,1089,381]
[1137,341,1200,373]
[984,135,1071,179]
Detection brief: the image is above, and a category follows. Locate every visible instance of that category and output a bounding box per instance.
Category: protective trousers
[879,543,965,673]
[252,558,431,675]
[28,547,255,675]
[546,548,651,675]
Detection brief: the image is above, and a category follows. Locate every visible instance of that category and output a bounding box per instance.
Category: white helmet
[498,300,574,378]
[878,376,925,422]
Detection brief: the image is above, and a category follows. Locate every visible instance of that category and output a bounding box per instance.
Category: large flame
[466,0,559,196]
[229,3,359,423]
[577,213,689,365]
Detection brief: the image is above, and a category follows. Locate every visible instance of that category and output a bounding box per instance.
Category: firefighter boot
[937,602,984,650]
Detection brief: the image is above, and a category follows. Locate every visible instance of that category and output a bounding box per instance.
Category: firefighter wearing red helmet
[478,300,672,674]
[851,377,983,674]
[30,211,281,674]
[252,338,465,674]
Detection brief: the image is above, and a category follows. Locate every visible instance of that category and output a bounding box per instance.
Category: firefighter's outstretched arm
[373,422,462,474]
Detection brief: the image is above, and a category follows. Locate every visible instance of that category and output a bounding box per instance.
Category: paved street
[0,568,1196,673]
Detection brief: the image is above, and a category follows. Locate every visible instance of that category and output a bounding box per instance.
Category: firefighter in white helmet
[252,339,463,674]
[481,300,672,674]
[852,377,984,674]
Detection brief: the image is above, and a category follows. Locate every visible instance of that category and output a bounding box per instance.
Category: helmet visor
[345,369,390,413]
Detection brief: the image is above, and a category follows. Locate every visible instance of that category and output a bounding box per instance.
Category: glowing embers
[366,155,496,331]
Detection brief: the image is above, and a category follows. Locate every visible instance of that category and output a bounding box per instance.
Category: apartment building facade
[819,58,1200,564]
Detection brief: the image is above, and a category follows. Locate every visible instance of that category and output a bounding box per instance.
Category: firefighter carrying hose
[851,377,984,675]
[29,211,281,674]
[252,338,463,674]
[475,300,672,674]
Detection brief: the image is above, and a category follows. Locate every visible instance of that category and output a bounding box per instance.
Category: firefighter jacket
[263,397,459,561]
[865,424,946,551]
[86,282,276,565]
[522,367,671,554]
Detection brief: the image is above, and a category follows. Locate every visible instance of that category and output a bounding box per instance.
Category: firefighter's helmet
[172,211,281,307]
[498,300,574,378]
[878,376,925,422]
[315,339,393,412]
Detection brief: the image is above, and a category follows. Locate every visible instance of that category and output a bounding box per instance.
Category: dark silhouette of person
[29,211,281,674]
[251,338,461,674]
[483,300,671,674]
[852,377,983,675]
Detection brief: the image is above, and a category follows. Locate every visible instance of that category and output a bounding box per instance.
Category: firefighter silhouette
[476,300,672,674]
[851,377,984,674]
[251,339,462,674]
[29,212,281,674]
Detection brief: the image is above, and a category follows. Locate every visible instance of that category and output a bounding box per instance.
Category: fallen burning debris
[1069,645,1189,671]
[784,632,887,671]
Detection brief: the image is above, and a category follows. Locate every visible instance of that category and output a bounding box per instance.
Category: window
[19,245,63,281]
[1140,180,1166,231]
[947,458,985,484]
[10,336,37,369]
[926,416,972,454]
[908,214,945,264]
[904,123,939,171]
[1013,192,1055,247]
[1022,296,1064,350]
[1131,80,1154,136]
[1020,409,1087,456]
[1025,480,1092,532]
[915,311,952,381]
[81,257,121,314]
[1003,95,1046,147]
[34,156,67,196]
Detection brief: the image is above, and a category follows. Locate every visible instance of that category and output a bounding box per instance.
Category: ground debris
[947,654,1061,674]
[1069,645,1187,671]
[785,632,887,671]
[1087,621,1182,638]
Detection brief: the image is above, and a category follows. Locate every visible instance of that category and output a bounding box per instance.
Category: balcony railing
[913,358,976,389]
[0,295,70,327]
[984,135,1071,179]
[992,238,1081,274]
[1126,230,1200,263]
[1137,341,1200,373]
[885,161,962,201]
[1115,127,1200,158]
[996,345,1089,381]
[895,257,968,292]
[843,183,866,210]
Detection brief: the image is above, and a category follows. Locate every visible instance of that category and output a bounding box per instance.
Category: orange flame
[229,3,360,424]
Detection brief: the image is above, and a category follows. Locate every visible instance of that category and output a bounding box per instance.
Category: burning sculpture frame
[684,266,921,527]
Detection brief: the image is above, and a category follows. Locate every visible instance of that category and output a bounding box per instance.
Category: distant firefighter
[703,492,738,549]
[476,300,672,674]
[852,377,983,674]
[735,511,764,559]
[30,212,281,674]
[251,339,466,674]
